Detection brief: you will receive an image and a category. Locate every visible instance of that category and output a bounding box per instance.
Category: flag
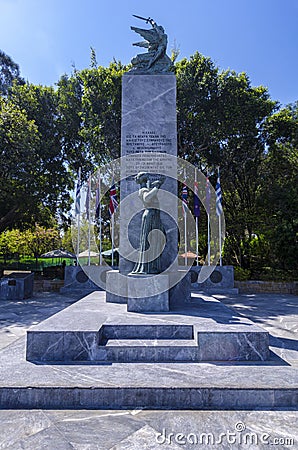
[109,181,118,216]
[182,183,188,216]
[85,176,91,219]
[193,181,200,217]
[216,170,223,216]
[75,168,81,215]
[95,178,100,219]
[205,175,211,215]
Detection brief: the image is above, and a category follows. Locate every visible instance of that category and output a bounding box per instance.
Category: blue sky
[1,0,297,105]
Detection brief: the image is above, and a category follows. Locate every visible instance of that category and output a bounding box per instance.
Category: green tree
[176,53,277,268]
[1,83,74,230]
[78,60,126,163]
[0,229,23,263]
[0,97,41,231]
[257,102,298,273]
[23,225,60,266]
[0,50,24,95]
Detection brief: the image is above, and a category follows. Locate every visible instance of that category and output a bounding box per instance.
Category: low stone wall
[34,280,64,293]
[235,280,298,295]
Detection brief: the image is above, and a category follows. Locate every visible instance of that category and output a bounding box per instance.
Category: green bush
[234,266,251,281]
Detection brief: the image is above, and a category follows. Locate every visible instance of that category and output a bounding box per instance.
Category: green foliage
[0,49,296,279]
[0,82,74,231]
[234,266,251,281]
[0,50,24,95]
[257,102,298,272]
[23,225,60,262]
[0,225,60,264]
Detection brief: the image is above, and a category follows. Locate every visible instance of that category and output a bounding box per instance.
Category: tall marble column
[119,73,178,274]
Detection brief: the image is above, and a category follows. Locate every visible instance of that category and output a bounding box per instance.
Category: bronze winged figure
[129,16,173,73]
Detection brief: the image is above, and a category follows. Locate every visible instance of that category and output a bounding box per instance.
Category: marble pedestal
[106,269,191,310]
[127,274,169,312]
[26,291,270,364]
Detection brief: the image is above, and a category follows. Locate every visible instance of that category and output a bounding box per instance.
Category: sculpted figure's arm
[142,176,165,202]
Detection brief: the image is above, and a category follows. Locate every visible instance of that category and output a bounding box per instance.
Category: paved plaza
[0,290,297,449]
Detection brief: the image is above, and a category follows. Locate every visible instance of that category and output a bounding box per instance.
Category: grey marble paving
[215,293,298,366]
[0,290,297,447]
[0,292,80,351]
[0,409,297,449]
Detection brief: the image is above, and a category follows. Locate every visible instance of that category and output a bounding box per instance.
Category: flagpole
[219,214,222,266]
[217,166,223,266]
[111,172,114,268]
[98,171,102,265]
[207,212,210,266]
[195,170,199,266]
[111,213,114,267]
[184,211,187,266]
[76,167,81,263]
[206,169,210,266]
[109,177,118,268]
[87,176,91,266]
[183,169,187,266]
[77,214,80,262]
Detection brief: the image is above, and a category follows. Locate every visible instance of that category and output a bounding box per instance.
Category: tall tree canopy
[0,50,296,277]
[0,50,24,95]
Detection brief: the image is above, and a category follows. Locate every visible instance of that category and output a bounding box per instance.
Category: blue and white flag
[85,175,91,219]
[75,168,81,215]
[216,169,223,216]
[182,183,188,216]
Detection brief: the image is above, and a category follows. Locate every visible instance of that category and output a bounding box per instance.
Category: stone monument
[25,19,272,409]
[105,15,188,311]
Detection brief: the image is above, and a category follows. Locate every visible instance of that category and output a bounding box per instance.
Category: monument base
[17,291,298,410]
[127,274,169,312]
[26,291,269,364]
[106,269,191,310]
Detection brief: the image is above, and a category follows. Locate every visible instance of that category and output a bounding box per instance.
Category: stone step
[1,336,297,410]
[25,292,270,364]
[101,324,193,340]
[96,338,199,362]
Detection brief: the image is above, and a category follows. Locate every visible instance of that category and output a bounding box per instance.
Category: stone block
[169,270,191,307]
[127,274,169,312]
[196,331,270,361]
[0,272,34,300]
[105,270,128,303]
[61,265,108,294]
[190,265,237,292]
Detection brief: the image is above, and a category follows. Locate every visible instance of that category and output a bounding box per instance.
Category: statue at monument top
[129,15,173,74]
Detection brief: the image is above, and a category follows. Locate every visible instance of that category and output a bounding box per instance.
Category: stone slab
[0,290,296,409]
[106,270,128,303]
[0,337,297,409]
[26,291,269,363]
[0,410,296,449]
